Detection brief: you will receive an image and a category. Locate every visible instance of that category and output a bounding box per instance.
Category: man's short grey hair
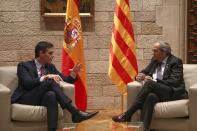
[157,41,171,55]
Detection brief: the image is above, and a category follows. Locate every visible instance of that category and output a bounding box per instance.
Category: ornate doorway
[187,0,197,63]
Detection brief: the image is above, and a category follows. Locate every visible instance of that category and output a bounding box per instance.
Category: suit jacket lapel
[163,55,172,77]
[30,59,38,77]
[45,64,50,74]
[147,60,159,76]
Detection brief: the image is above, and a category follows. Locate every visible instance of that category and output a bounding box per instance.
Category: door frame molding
[156,0,187,63]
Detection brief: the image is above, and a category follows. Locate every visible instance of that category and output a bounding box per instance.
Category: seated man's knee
[146,93,159,103]
[45,91,57,100]
[143,80,156,89]
[42,79,55,89]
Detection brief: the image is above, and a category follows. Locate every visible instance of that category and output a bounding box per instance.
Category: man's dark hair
[35,41,54,58]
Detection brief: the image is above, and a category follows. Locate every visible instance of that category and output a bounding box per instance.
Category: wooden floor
[87,109,121,121]
[58,109,145,131]
[59,109,123,131]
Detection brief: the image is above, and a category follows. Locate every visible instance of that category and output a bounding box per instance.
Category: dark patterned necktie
[156,62,162,80]
[40,66,46,76]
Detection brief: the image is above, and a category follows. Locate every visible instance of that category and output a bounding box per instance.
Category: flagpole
[121,94,124,113]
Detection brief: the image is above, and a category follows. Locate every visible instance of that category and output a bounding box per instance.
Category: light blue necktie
[156,63,162,80]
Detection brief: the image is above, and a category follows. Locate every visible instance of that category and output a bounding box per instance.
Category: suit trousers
[125,80,173,130]
[17,80,72,130]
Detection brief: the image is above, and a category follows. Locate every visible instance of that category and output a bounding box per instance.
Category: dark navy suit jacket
[11,60,76,103]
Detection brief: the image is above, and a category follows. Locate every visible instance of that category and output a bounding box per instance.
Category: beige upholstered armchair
[127,64,197,131]
[0,66,75,131]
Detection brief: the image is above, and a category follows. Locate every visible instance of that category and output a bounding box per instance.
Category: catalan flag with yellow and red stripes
[108,0,138,94]
[62,0,87,111]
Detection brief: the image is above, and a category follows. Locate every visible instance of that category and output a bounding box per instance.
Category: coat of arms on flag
[64,17,82,50]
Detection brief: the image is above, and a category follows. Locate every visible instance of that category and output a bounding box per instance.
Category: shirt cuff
[153,79,157,82]
[40,76,45,82]
[70,74,77,79]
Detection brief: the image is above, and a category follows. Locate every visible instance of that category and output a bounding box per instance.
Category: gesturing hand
[69,63,82,78]
[144,76,153,81]
[136,73,146,82]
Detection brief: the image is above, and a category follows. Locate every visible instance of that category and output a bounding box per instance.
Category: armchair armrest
[0,84,11,130]
[60,81,75,103]
[189,83,197,130]
[127,81,142,109]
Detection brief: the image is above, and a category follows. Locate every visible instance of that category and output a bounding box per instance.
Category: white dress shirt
[152,57,168,81]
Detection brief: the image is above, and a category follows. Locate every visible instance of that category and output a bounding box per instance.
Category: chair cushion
[11,104,63,122]
[0,66,18,94]
[153,99,189,118]
[183,64,197,91]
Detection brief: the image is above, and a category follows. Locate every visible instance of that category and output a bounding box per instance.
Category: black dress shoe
[72,111,99,123]
[112,113,131,122]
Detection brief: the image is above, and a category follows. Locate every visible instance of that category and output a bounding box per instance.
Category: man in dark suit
[11,41,98,131]
[112,41,188,131]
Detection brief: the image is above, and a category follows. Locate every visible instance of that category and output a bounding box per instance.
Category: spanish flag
[62,0,87,111]
[108,0,138,94]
